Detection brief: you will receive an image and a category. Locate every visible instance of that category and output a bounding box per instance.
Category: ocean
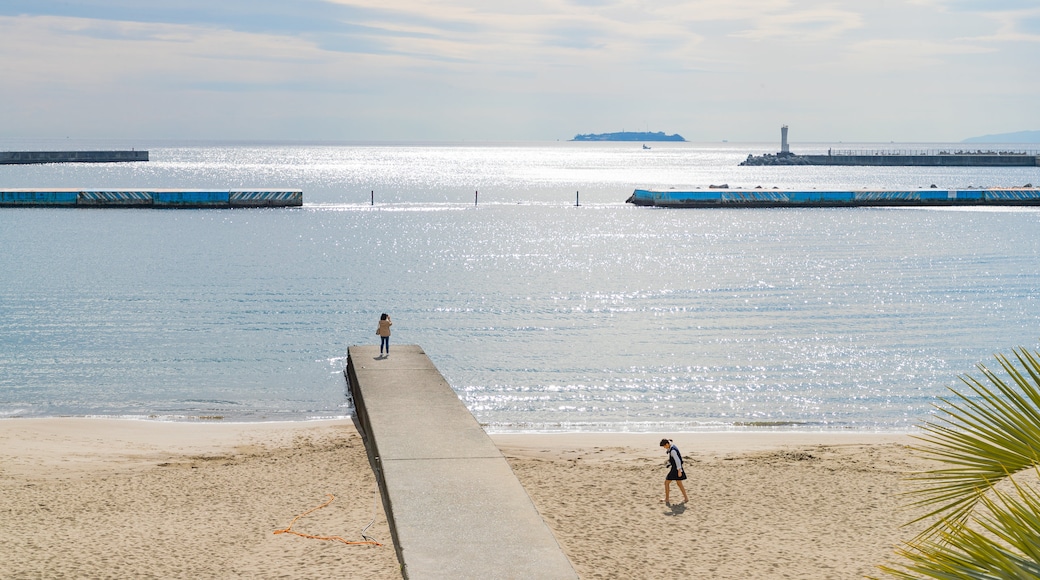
[2,139,1039,432]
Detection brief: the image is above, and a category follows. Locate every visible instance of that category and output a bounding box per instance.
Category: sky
[0,0,1037,142]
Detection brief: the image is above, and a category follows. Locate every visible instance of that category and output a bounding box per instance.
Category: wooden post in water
[475,190,478,206]
[371,190,374,205]
[576,191,580,207]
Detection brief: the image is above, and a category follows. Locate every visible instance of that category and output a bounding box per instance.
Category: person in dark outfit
[660,438,689,504]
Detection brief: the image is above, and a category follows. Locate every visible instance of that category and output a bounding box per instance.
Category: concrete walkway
[345,345,578,579]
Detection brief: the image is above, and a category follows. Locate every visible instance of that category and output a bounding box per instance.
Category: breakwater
[740,152,1040,166]
[1,151,148,164]
[0,189,302,208]
[627,187,1040,208]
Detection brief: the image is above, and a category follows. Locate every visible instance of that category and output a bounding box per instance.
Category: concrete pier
[0,189,302,208]
[0,151,148,164]
[345,345,578,580]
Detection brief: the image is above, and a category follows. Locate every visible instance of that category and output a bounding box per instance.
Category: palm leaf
[906,348,1040,536]
[876,480,1040,579]
[876,347,1040,578]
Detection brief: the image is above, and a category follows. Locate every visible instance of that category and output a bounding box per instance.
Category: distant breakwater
[1,189,302,208]
[740,150,1040,167]
[1,151,148,164]
[628,187,1040,208]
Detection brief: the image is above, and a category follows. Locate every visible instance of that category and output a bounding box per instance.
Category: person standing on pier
[660,438,688,504]
[377,313,392,355]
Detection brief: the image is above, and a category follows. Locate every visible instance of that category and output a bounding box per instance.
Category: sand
[495,432,934,579]
[0,420,935,579]
[0,419,400,579]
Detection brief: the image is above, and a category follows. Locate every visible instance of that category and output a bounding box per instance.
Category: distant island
[571,131,686,142]
[962,130,1040,144]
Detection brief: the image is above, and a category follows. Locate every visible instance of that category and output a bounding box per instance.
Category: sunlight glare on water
[1,140,1039,431]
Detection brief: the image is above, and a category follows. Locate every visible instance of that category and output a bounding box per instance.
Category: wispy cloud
[728,7,863,41]
[0,0,1036,140]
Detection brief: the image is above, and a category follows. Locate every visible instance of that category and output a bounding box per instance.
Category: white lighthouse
[780,125,790,155]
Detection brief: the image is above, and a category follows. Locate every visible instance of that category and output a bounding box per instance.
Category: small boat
[642,144,651,150]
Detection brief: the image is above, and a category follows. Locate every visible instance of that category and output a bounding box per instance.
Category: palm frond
[972,472,1040,565]
[876,347,1040,578]
[877,482,1040,579]
[906,348,1040,536]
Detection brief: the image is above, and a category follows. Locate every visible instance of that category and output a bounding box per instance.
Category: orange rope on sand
[273,493,382,546]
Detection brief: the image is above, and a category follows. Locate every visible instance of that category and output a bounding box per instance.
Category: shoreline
[0,414,919,434]
[1,418,932,578]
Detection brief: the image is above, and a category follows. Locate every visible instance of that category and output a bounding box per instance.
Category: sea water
[1,140,1039,431]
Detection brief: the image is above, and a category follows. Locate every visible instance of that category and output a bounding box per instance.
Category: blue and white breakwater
[0,189,302,208]
[627,187,1040,208]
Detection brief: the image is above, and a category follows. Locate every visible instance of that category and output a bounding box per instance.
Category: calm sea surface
[2,140,1039,431]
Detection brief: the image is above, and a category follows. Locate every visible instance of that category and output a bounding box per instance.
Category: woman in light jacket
[377,313,392,355]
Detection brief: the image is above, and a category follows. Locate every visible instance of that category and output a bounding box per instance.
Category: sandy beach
[1,419,934,578]
[497,432,933,579]
[0,419,400,579]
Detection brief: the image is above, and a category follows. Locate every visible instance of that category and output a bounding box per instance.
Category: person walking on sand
[377,313,392,355]
[660,438,688,504]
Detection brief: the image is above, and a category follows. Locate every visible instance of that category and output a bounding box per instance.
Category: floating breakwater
[0,189,302,208]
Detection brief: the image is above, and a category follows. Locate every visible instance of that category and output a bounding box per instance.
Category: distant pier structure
[0,150,148,165]
[627,187,1040,208]
[1,189,302,208]
[741,126,1040,166]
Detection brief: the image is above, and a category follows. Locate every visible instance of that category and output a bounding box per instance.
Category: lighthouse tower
[780,125,790,156]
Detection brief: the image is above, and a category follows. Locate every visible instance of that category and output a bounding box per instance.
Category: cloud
[926,0,1040,11]
[0,0,362,37]
[911,0,1040,41]
[728,7,863,42]
[0,1,1036,140]
[842,38,994,72]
